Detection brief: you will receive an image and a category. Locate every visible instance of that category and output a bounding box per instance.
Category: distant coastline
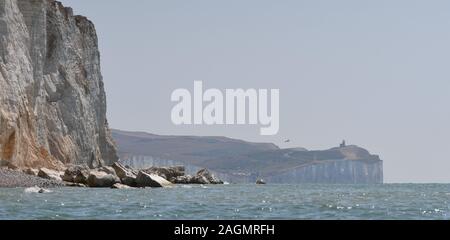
[113,129,383,184]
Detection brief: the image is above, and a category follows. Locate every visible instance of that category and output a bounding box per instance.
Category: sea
[0,184,449,220]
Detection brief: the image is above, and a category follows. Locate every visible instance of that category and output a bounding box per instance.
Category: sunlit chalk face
[171,81,280,136]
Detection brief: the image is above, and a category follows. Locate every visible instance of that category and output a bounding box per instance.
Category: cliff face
[265,160,383,184]
[0,0,118,169]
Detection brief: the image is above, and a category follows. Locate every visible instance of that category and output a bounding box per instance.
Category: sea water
[0,184,449,220]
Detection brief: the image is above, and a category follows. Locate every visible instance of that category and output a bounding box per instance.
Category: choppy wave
[0,184,449,220]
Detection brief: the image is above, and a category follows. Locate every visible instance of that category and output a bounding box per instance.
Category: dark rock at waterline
[121,175,138,187]
[112,163,130,179]
[256,179,266,185]
[112,163,137,187]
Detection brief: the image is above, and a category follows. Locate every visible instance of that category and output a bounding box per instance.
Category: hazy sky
[60,0,450,183]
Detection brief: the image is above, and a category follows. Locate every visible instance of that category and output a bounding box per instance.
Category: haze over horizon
[60,0,450,183]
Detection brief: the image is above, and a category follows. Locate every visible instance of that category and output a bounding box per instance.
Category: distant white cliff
[113,130,383,184]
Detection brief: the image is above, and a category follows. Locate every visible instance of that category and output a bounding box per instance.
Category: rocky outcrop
[256,179,266,185]
[0,0,117,170]
[37,167,62,181]
[195,169,223,184]
[24,168,39,176]
[173,175,196,184]
[22,162,222,188]
[86,170,120,188]
[98,166,117,176]
[173,169,224,184]
[139,166,224,185]
[112,162,137,187]
[136,171,172,188]
[143,166,185,183]
[62,165,90,184]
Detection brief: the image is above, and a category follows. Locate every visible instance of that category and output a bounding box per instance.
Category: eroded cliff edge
[0,0,118,169]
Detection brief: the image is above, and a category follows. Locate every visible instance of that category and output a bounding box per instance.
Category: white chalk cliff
[0,0,118,169]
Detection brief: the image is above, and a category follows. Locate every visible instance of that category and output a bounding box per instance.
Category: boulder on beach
[172,169,224,185]
[192,175,210,184]
[99,166,118,176]
[62,165,90,184]
[136,171,172,188]
[143,166,185,182]
[173,175,195,184]
[178,174,209,184]
[24,168,39,176]
[112,163,130,178]
[87,170,120,188]
[38,168,63,182]
[121,175,137,187]
[112,163,137,187]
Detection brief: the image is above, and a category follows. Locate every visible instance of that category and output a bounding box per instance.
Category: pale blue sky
[61,0,450,183]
